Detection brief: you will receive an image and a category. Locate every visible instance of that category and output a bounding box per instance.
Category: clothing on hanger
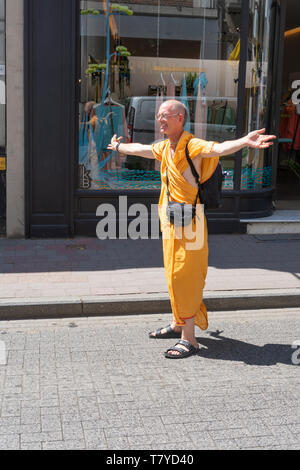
[280,100,300,151]
[214,102,228,125]
[79,92,129,179]
[166,73,179,97]
[193,73,208,140]
[93,105,124,150]
[166,80,175,97]
[228,39,240,61]
[207,101,235,126]
[194,84,207,139]
[79,102,98,166]
[193,73,208,96]
[181,74,191,133]
[208,101,222,125]
[79,111,89,166]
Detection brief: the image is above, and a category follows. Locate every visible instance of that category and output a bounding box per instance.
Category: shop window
[79,0,241,191]
[241,0,274,191]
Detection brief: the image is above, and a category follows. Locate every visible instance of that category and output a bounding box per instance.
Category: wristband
[116,142,121,152]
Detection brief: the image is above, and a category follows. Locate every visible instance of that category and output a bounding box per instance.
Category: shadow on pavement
[195,330,299,366]
[0,234,300,275]
[208,234,300,275]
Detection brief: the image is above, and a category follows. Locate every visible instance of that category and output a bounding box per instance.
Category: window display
[0,0,5,153]
[79,0,241,191]
[241,0,274,190]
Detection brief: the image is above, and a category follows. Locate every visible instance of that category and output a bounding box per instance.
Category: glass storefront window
[0,0,5,152]
[241,0,274,191]
[79,0,241,191]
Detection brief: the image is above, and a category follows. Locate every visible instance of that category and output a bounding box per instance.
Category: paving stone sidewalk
[0,308,299,450]
[0,234,299,301]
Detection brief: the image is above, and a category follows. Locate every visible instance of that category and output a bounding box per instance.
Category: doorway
[276,0,300,209]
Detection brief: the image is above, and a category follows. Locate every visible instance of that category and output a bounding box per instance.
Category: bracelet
[116,142,121,152]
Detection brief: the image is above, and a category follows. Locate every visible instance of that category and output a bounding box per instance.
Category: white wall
[6,0,24,237]
[127,56,239,98]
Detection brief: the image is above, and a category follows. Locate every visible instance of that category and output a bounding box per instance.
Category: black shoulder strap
[185,144,203,205]
[165,166,171,202]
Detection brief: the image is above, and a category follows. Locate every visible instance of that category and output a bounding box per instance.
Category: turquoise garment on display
[193,72,208,95]
[93,105,124,160]
[193,72,209,139]
[181,75,191,133]
[79,111,90,165]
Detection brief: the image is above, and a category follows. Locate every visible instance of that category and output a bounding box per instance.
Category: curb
[0,289,299,321]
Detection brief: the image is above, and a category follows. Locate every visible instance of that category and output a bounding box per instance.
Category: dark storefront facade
[0,0,5,235]
[24,0,288,238]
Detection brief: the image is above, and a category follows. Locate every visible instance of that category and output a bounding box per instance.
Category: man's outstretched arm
[203,128,277,158]
[107,134,155,159]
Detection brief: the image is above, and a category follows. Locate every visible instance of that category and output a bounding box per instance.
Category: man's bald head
[159,100,188,127]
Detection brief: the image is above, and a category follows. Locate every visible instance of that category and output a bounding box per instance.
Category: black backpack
[185,144,225,210]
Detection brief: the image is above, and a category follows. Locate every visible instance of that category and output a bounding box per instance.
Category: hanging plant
[111,4,133,16]
[186,72,197,91]
[115,45,132,97]
[116,46,127,53]
[116,45,131,58]
[85,63,107,76]
[81,9,101,16]
[120,51,131,57]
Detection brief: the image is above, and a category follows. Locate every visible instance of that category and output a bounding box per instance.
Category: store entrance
[276,0,300,209]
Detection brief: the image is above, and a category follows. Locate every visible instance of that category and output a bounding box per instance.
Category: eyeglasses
[155,112,179,121]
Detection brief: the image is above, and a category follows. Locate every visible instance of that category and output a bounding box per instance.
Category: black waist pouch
[166,201,196,227]
[165,165,198,227]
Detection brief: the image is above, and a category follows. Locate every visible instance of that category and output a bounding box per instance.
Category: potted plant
[186,72,197,95]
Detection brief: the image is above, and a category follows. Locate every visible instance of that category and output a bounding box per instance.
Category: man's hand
[106,134,154,159]
[107,134,123,152]
[244,129,276,149]
[209,128,277,158]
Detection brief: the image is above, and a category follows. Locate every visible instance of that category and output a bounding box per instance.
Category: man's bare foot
[165,338,199,356]
[164,339,199,359]
[166,317,198,356]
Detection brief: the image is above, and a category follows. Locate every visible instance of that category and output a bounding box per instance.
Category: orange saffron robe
[152,131,219,330]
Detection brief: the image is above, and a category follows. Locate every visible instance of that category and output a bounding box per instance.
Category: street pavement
[0,234,299,319]
[0,308,299,450]
[0,233,299,450]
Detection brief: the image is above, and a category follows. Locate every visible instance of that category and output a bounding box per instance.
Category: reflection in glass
[79,0,241,191]
[242,0,273,190]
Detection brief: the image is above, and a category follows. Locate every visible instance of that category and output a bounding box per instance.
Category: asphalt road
[0,308,299,450]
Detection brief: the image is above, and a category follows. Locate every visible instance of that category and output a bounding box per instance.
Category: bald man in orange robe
[108,100,276,359]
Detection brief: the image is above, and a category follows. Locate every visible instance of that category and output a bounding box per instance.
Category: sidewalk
[1,235,299,451]
[0,234,299,320]
[0,309,299,450]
